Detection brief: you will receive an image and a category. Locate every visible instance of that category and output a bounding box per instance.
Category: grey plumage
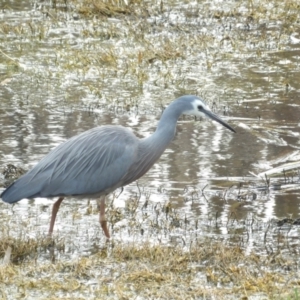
[1,95,235,237]
[2,126,138,201]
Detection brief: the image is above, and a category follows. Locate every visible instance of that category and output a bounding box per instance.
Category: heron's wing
[1,126,138,202]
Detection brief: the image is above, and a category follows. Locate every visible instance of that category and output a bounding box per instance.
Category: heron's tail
[1,175,42,204]
[1,182,22,203]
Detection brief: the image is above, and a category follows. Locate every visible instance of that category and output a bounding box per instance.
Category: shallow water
[1,0,300,259]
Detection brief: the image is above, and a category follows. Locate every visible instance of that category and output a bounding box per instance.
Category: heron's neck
[143,102,183,151]
[121,100,186,186]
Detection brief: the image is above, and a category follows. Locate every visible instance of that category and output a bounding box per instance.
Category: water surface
[1,0,300,256]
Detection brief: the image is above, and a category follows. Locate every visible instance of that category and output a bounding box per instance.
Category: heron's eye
[197,105,203,110]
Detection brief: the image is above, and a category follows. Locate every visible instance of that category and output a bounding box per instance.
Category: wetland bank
[1,0,300,299]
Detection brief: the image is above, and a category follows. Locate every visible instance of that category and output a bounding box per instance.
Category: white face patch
[184,98,211,118]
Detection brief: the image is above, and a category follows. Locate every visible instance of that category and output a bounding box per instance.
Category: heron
[1,95,235,238]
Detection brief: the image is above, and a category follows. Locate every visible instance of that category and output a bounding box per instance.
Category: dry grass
[77,0,132,17]
[0,234,300,299]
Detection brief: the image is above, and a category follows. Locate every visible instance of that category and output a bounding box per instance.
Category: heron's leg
[97,196,110,239]
[48,197,64,235]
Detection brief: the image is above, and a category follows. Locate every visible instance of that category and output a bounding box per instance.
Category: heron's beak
[203,108,236,133]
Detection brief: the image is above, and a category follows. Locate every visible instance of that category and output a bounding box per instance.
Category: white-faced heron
[1,95,235,238]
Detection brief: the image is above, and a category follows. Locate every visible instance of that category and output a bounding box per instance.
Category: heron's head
[180,95,236,133]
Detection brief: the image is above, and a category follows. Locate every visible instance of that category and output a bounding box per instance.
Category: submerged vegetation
[1,0,300,298]
[1,184,300,299]
[1,198,300,299]
[1,0,299,111]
